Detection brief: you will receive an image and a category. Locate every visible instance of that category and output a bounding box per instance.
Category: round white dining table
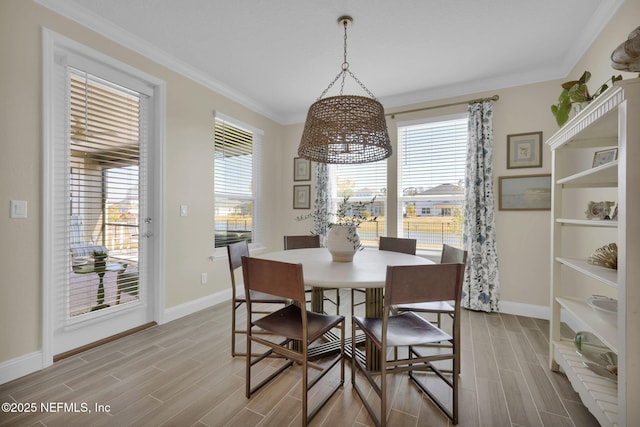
[257,247,432,289]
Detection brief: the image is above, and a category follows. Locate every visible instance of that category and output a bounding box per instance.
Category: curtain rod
[386,94,499,119]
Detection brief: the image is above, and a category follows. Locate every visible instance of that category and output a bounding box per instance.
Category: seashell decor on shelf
[588,242,618,270]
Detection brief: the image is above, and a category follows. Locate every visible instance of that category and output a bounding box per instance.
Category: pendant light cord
[316,17,378,101]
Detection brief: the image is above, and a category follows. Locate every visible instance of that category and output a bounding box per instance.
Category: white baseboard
[0,351,44,385]
[498,300,550,320]
[162,288,232,324]
[498,300,588,334]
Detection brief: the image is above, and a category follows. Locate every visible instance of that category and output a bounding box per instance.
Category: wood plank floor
[0,292,602,427]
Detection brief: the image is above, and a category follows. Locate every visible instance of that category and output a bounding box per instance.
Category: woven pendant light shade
[297,15,392,164]
[299,95,391,164]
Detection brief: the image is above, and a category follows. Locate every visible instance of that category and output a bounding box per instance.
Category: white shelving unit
[547,78,640,427]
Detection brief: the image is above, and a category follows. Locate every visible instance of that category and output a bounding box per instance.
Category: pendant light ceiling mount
[337,15,353,32]
[298,15,392,164]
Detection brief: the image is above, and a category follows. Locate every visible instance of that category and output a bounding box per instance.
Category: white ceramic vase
[327,225,360,262]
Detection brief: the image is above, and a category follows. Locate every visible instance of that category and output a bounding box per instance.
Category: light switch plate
[10,200,27,219]
[180,205,188,217]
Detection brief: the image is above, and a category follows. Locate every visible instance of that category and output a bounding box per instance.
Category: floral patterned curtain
[312,163,332,247]
[462,101,500,312]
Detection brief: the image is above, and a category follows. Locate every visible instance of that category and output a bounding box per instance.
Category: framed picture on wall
[293,157,311,181]
[293,185,311,209]
[507,131,543,169]
[498,174,551,210]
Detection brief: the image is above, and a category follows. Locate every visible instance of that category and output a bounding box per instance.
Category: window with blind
[397,115,467,250]
[214,117,261,248]
[332,160,387,246]
[68,68,143,316]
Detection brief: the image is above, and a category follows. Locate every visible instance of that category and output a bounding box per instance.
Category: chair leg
[302,346,308,424]
[351,289,354,317]
[231,300,240,357]
[453,343,459,423]
[380,355,387,427]
[352,318,384,427]
[245,326,251,398]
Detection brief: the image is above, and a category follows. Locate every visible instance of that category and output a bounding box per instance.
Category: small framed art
[498,174,551,210]
[592,148,618,167]
[293,157,311,181]
[507,131,543,169]
[293,185,311,209]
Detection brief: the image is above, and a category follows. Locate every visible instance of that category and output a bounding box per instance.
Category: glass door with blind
[68,70,143,317]
[47,44,159,357]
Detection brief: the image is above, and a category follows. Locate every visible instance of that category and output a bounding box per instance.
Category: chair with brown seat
[284,235,340,314]
[351,236,417,316]
[242,256,345,426]
[227,240,289,357]
[395,244,467,327]
[352,262,465,426]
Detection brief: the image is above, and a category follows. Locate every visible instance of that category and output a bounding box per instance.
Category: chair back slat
[283,235,320,250]
[242,256,306,302]
[379,236,416,255]
[384,263,464,307]
[227,240,249,271]
[441,244,467,264]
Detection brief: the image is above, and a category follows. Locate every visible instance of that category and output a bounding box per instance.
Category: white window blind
[214,117,259,248]
[398,115,467,249]
[66,68,144,317]
[332,160,387,245]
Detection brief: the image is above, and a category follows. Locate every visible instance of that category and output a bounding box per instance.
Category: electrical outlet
[201,273,207,285]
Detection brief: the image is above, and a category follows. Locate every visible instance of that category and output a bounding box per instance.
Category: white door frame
[41,28,166,367]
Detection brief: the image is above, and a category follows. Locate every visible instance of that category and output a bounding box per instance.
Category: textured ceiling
[38,0,623,124]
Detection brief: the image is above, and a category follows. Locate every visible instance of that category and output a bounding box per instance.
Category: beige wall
[0,0,286,363]
[1,0,637,368]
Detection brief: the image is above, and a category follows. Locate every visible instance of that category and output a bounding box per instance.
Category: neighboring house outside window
[397,115,467,251]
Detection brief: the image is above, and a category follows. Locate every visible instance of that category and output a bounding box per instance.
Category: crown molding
[34,0,285,124]
[34,0,624,126]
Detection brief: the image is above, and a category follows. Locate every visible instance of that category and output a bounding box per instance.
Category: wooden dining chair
[227,240,289,357]
[351,236,417,316]
[395,244,467,328]
[283,235,340,314]
[379,236,417,254]
[352,263,465,426]
[242,256,345,426]
[283,235,320,250]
